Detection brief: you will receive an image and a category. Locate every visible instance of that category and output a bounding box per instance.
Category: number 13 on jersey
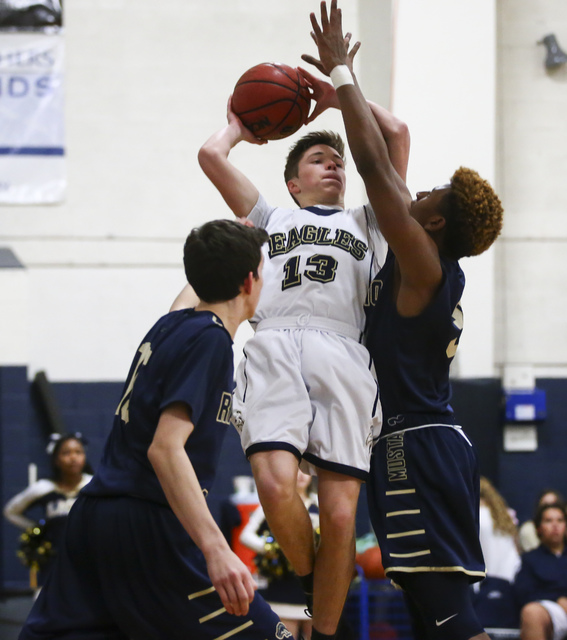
[282,254,338,290]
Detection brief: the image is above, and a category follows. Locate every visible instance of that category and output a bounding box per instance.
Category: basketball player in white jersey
[199,85,409,639]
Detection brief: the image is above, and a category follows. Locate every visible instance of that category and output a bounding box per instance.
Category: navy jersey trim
[302,452,368,481]
[245,441,302,461]
[304,206,343,216]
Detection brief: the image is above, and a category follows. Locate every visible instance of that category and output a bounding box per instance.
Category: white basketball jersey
[248,194,388,331]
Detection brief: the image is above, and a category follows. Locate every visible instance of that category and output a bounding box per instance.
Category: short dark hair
[534,502,567,529]
[183,219,268,303]
[440,167,504,260]
[284,130,345,185]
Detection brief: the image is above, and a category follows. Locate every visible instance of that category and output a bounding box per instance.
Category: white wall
[0,0,369,381]
[497,0,567,378]
[392,0,498,377]
[0,261,29,366]
[3,0,566,383]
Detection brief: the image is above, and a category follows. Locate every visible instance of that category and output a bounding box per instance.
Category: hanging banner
[0,1,62,30]
[0,29,65,204]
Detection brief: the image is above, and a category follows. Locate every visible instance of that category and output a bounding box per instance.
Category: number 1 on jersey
[115,342,152,423]
[282,256,302,290]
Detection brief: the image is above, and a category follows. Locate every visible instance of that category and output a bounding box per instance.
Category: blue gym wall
[1,368,565,592]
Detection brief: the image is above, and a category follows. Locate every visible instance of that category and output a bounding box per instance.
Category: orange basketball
[356,546,386,580]
[232,62,311,141]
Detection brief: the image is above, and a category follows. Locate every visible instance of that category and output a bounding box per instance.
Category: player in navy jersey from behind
[305,3,503,640]
[19,219,295,640]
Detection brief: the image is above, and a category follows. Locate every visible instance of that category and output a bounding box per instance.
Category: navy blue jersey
[84,309,234,505]
[364,250,465,435]
[20,309,291,640]
[513,544,567,608]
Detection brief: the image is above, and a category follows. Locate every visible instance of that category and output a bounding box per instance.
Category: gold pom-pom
[17,521,55,570]
[254,530,294,582]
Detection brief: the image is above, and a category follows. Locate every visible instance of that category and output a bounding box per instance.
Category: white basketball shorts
[539,600,567,640]
[232,319,382,479]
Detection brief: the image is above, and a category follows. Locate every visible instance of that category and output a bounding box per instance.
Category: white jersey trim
[256,315,362,342]
[378,423,472,446]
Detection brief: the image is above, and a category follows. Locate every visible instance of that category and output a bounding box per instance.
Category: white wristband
[330,65,354,89]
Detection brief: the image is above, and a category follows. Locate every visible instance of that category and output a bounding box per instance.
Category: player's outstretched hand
[303,0,360,77]
[298,67,338,123]
[205,545,257,616]
[226,96,267,146]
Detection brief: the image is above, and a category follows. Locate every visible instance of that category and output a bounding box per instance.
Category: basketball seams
[232,62,311,140]
[261,103,302,139]
[235,80,301,94]
[236,100,304,116]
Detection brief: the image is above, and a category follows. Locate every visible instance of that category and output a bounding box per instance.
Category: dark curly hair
[440,167,504,260]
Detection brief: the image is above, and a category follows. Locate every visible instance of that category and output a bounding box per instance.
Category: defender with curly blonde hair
[442,167,504,260]
[305,2,504,639]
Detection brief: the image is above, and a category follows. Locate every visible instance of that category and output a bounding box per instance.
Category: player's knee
[250,451,299,502]
[521,602,549,626]
[397,572,484,640]
[320,500,357,539]
[435,610,485,640]
[254,472,296,509]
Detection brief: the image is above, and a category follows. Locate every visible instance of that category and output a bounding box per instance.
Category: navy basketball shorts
[366,425,485,582]
[19,495,291,640]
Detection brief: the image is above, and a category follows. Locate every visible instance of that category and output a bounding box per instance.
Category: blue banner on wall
[0,25,65,203]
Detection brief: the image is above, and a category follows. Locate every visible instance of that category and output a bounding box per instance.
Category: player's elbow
[147,439,169,471]
[354,152,385,182]
[390,119,410,142]
[197,144,216,175]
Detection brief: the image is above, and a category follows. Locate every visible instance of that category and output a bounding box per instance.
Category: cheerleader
[3,433,93,585]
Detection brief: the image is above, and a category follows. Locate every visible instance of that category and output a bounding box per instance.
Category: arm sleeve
[247,193,277,229]
[3,480,54,529]
[361,202,388,271]
[239,505,268,555]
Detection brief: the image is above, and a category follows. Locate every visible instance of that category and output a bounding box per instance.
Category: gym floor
[0,592,34,640]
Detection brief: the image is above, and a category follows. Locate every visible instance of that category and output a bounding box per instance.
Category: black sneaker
[304,591,313,618]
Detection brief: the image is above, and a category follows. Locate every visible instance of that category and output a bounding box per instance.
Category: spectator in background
[473,477,521,629]
[519,490,565,553]
[3,433,93,585]
[514,503,567,640]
